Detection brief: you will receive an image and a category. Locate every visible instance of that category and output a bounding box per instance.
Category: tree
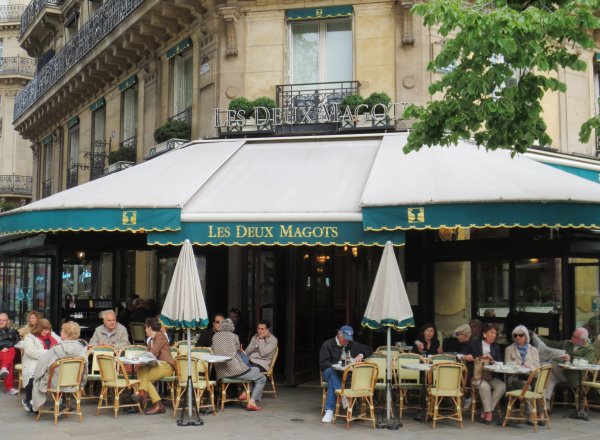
[403,0,600,155]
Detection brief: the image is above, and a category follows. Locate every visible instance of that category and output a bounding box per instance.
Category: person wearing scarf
[21,319,60,412]
[504,325,540,391]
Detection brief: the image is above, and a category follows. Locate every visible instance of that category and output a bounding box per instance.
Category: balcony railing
[275,81,360,123]
[0,175,32,195]
[119,135,137,150]
[0,57,35,76]
[168,107,192,129]
[0,4,26,23]
[42,178,52,198]
[20,0,63,37]
[66,165,78,189]
[14,0,145,121]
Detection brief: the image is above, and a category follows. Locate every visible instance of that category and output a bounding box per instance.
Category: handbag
[473,357,491,384]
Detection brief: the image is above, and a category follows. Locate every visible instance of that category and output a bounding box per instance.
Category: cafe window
[569,257,600,338]
[473,260,510,319]
[289,19,352,84]
[157,253,206,306]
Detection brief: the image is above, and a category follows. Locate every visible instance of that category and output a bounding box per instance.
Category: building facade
[1,1,600,384]
[0,0,33,209]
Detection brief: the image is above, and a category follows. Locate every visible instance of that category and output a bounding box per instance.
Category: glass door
[570,259,600,339]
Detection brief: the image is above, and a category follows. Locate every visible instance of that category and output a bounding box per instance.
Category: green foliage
[228,97,255,118]
[340,94,365,113]
[107,147,136,165]
[364,92,392,111]
[0,201,18,213]
[153,119,190,143]
[405,0,600,155]
[252,96,276,109]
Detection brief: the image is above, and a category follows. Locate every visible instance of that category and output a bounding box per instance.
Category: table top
[484,364,531,375]
[193,354,230,363]
[558,363,600,371]
[332,363,350,372]
[401,363,432,371]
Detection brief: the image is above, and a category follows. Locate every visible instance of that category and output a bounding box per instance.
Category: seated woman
[504,325,540,390]
[412,323,442,357]
[442,324,471,353]
[133,317,175,415]
[31,322,87,412]
[212,318,266,411]
[18,311,42,338]
[463,322,506,424]
[22,318,60,412]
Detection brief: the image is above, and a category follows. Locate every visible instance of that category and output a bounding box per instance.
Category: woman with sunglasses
[504,325,540,390]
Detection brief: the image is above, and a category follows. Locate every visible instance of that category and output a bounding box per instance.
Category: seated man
[0,313,19,395]
[319,325,373,423]
[89,310,130,350]
[240,320,278,373]
[195,313,224,347]
[537,327,596,402]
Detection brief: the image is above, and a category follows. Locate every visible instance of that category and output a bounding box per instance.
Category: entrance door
[292,247,334,383]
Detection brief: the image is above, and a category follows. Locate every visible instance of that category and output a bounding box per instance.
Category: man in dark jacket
[195,312,224,347]
[0,313,20,395]
[319,325,373,423]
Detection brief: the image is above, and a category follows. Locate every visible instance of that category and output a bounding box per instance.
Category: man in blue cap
[319,325,373,423]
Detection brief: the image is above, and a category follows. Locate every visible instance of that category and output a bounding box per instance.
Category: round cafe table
[558,363,600,421]
[401,363,432,422]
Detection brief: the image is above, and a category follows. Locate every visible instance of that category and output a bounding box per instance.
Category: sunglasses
[513,333,525,338]
[214,320,223,324]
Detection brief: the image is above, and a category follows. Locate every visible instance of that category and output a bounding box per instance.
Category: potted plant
[107,147,136,165]
[251,96,276,130]
[153,119,190,144]
[339,94,367,128]
[364,92,393,127]
[340,94,365,114]
[228,97,254,119]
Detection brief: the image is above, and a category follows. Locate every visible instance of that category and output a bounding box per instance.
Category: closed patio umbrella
[361,241,414,428]
[160,239,209,426]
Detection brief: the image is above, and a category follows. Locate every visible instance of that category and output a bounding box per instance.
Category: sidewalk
[0,385,599,440]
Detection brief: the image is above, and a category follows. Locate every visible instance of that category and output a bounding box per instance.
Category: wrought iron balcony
[275,81,360,123]
[20,0,63,37]
[66,165,78,189]
[42,178,52,198]
[169,107,192,129]
[0,57,35,76]
[0,175,32,196]
[14,0,145,121]
[119,135,137,150]
[0,4,26,23]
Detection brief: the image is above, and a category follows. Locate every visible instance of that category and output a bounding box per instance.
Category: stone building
[1,1,600,384]
[0,0,33,208]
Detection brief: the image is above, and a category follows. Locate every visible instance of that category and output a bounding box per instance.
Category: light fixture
[77,251,85,260]
[315,254,330,264]
[529,258,539,264]
[351,247,358,258]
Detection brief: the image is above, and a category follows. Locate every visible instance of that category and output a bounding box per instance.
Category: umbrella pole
[177,328,203,427]
[376,327,401,430]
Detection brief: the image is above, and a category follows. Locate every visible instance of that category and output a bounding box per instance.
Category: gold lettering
[236,225,247,237]
[331,226,339,238]
[208,225,230,238]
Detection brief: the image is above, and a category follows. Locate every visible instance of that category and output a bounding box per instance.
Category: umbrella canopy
[159,239,209,329]
[361,241,414,331]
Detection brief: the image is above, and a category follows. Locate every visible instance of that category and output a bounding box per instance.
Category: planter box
[144,138,189,160]
[104,161,134,175]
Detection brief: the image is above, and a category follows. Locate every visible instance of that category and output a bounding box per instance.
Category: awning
[524,149,600,184]
[0,136,404,247]
[361,133,600,231]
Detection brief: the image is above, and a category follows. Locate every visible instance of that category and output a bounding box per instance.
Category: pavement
[1,384,599,440]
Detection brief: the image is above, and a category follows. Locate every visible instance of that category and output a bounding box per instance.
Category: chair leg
[76,391,82,423]
[54,393,60,426]
[531,398,538,433]
[432,396,439,429]
[471,388,476,423]
[114,390,120,418]
[503,396,513,427]
[271,375,277,399]
[333,393,340,423]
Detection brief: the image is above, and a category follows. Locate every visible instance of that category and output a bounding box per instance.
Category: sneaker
[7,388,18,395]
[321,409,334,423]
[0,367,8,379]
[341,396,349,410]
[21,399,33,413]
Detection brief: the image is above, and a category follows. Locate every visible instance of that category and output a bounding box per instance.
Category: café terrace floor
[0,383,598,440]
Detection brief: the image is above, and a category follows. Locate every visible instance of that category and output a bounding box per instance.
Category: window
[67,125,79,188]
[0,38,4,59]
[91,106,106,180]
[290,19,352,84]
[64,11,79,42]
[570,258,600,338]
[89,0,103,16]
[42,141,53,197]
[121,87,137,143]
[473,260,510,318]
[172,52,193,117]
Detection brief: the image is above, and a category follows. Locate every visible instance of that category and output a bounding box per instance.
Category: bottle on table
[341,347,347,366]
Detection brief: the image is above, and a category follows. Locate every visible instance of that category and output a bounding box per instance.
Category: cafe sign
[214,101,410,130]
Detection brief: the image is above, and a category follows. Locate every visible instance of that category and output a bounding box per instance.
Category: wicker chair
[503,365,552,432]
[261,346,279,398]
[582,361,600,411]
[129,322,146,344]
[36,357,86,425]
[96,354,143,417]
[396,353,424,418]
[425,362,467,428]
[333,362,378,429]
[172,355,216,416]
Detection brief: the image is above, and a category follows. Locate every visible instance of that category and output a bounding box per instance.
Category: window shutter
[184,56,193,109]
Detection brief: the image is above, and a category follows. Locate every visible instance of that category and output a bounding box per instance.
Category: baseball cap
[339,325,354,341]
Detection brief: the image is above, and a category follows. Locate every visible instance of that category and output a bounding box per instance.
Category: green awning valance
[362,202,600,231]
[166,37,192,59]
[118,75,137,92]
[66,116,79,129]
[286,5,353,21]
[90,97,105,112]
[147,221,405,247]
[0,208,180,235]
